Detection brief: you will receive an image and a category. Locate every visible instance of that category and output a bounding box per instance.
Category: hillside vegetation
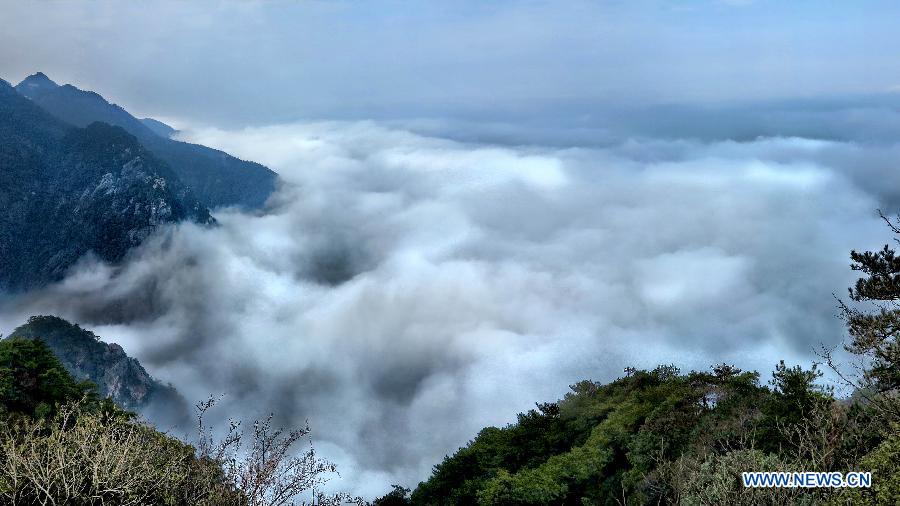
[375,216,900,505]
[8,315,190,426]
[0,337,355,505]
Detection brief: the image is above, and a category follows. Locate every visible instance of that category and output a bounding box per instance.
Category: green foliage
[411,365,795,505]
[0,337,98,419]
[754,361,832,455]
[0,336,349,505]
[667,449,809,506]
[0,338,237,504]
[839,213,900,403]
[405,217,900,505]
[410,401,580,505]
[407,362,856,505]
[829,424,900,506]
[8,315,190,421]
[373,485,412,505]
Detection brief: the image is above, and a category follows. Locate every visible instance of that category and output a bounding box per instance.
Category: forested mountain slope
[16,72,278,209]
[0,317,349,505]
[397,361,898,505]
[0,78,212,290]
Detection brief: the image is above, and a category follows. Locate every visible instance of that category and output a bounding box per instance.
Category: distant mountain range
[0,73,279,290]
[7,315,190,428]
[15,72,277,210]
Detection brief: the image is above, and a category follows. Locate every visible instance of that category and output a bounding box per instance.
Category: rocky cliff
[7,315,191,428]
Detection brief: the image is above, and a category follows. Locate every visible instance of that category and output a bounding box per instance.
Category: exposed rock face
[7,315,190,428]
[15,72,278,210]
[0,79,213,290]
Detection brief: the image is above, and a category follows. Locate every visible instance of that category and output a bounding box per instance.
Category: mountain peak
[15,71,60,99]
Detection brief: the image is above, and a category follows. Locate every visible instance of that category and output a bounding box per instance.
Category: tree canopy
[0,337,98,419]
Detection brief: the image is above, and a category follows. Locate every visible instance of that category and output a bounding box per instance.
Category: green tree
[373,485,412,505]
[0,337,97,419]
[817,211,900,425]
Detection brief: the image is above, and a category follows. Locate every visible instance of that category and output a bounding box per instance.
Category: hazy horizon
[3,0,900,127]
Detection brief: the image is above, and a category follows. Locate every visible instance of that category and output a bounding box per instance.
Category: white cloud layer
[0,122,891,497]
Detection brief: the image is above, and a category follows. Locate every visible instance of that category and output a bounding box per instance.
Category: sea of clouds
[0,120,894,497]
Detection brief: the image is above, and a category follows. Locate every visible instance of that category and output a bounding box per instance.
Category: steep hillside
[401,363,894,506]
[0,332,345,504]
[7,315,190,426]
[0,78,213,290]
[15,72,278,209]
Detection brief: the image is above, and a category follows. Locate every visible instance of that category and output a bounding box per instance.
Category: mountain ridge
[140,117,177,138]
[15,72,278,209]
[0,78,213,290]
[14,71,59,100]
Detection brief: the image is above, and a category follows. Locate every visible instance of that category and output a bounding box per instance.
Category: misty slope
[140,117,177,138]
[16,72,278,209]
[6,315,190,426]
[0,78,213,290]
[12,71,58,100]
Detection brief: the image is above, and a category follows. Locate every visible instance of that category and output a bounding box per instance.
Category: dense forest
[3,217,900,504]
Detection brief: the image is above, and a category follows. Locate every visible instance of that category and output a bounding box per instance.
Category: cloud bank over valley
[0,120,892,496]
